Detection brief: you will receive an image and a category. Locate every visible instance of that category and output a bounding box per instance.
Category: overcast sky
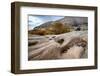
[28,15,64,30]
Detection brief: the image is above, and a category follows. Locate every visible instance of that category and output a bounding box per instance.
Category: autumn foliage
[29,22,71,35]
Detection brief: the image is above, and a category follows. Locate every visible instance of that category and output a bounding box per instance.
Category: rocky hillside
[34,16,87,29]
[29,17,88,35]
[34,21,53,29]
[58,16,87,26]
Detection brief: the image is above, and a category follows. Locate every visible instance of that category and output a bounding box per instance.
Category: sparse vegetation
[57,39,64,44]
[28,41,38,46]
[28,22,72,35]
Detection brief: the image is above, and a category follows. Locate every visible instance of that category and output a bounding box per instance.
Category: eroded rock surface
[28,31,88,60]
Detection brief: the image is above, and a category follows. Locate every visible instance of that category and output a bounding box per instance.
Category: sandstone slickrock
[28,31,88,60]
